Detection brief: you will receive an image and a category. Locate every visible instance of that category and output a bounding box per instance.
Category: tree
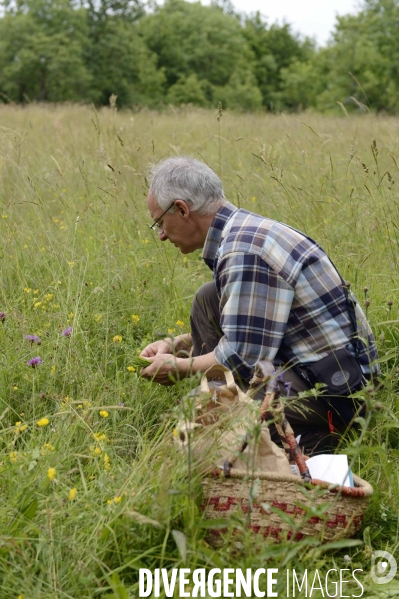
[0,0,164,106]
[138,0,261,107]
[243,13,315,110]
[167,74,207,106]
[84,18,165,106]
[0,3,93,102]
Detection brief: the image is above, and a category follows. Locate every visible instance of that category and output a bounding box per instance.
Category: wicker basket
[201,469,373,547]
[200,363,373,547]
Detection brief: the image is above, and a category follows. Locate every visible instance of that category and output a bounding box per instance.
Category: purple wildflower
[0,312,5,322]
[284,381,292,397]
[24,334,42,345]
[27,356,42,368]
[272,368,284,391]
[61,326,72,337]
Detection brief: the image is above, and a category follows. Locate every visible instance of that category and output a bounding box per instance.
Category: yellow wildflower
[69,488,77,500]
[34,302,42,309]
[47,467,56,481]
[251,196,256,203]
[50,365,56,375]
[93,432,106,441]
[13,385,18,391]
[103,453,111,470]
[44,293,53,301]
[127,366,135,372]
[107,496,122,505]
[131,314,140,323]
[68,312,74,319]
[68,261,75,268]
[99,410,109,418]
[112,335,122,343]
[176,320,184,327]
[24,287,32,294]
[15,422,28,434]
[41,443,55,455]
[33,289,39,295]
[9,451,19,464]
[168,328,176,334]
[94,314,102,322]
[37,417,49,427]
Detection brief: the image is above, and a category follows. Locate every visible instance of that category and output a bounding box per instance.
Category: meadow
[0,104,398,598]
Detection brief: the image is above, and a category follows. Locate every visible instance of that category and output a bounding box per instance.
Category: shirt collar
[202,201,238,269]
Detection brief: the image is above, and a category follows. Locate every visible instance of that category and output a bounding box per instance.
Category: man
[140,156,379,451]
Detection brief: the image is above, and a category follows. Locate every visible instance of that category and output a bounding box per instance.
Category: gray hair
[148,156,225,215]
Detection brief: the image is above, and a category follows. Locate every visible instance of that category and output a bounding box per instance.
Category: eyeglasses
[149,200,176,230]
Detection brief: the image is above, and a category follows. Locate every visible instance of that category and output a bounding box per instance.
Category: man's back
[202,203,378,381]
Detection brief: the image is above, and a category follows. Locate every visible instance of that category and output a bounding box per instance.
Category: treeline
[0,0,398,113]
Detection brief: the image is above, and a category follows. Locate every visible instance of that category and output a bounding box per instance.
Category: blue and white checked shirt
[202,202,378,382]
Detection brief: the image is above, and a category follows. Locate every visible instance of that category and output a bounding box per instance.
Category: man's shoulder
[221,208,315,254]
[218,208,328,284]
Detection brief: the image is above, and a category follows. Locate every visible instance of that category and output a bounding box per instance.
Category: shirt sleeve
[214,252,295,382]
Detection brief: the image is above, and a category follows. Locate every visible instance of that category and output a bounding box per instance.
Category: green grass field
[0,104,398,598]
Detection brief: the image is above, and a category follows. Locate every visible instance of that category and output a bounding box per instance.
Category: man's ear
[175,200,189,219]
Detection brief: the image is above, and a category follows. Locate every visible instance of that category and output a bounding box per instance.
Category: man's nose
[158,229,168,242]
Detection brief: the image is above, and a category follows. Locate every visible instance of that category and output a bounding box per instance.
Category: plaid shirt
[202,202,378,382]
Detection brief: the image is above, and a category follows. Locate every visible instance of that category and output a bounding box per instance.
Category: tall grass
[0,104,398,598]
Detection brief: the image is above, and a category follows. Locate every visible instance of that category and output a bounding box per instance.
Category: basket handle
[259,389,311,482]
[223,372,311,482]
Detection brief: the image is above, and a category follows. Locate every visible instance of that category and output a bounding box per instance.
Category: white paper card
[306,454,352,487]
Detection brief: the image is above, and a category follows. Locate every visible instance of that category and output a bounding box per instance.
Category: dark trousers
[190,281,365,453]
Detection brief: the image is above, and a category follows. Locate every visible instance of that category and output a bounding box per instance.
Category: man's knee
[194,281,217,305]
[192,281,220,321]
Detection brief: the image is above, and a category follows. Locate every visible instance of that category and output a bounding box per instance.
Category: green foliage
[2,0,399,112]
[0,4,92,102]
[139,0,262,108]
[215,68,263,111]
[139,0,251,88]
[85,18,165,106]
[0,104,398,595]
[243,13,315,110]
[167,74,208,107]
[276,0,399,114]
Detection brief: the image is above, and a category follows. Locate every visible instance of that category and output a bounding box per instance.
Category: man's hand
[140,340,173,358]
[140,334,193,359]
[140,349,219,385]
[140,353,185,385]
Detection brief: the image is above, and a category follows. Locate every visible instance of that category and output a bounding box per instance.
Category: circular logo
[371,550,397,584]
[331,370,350,386]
